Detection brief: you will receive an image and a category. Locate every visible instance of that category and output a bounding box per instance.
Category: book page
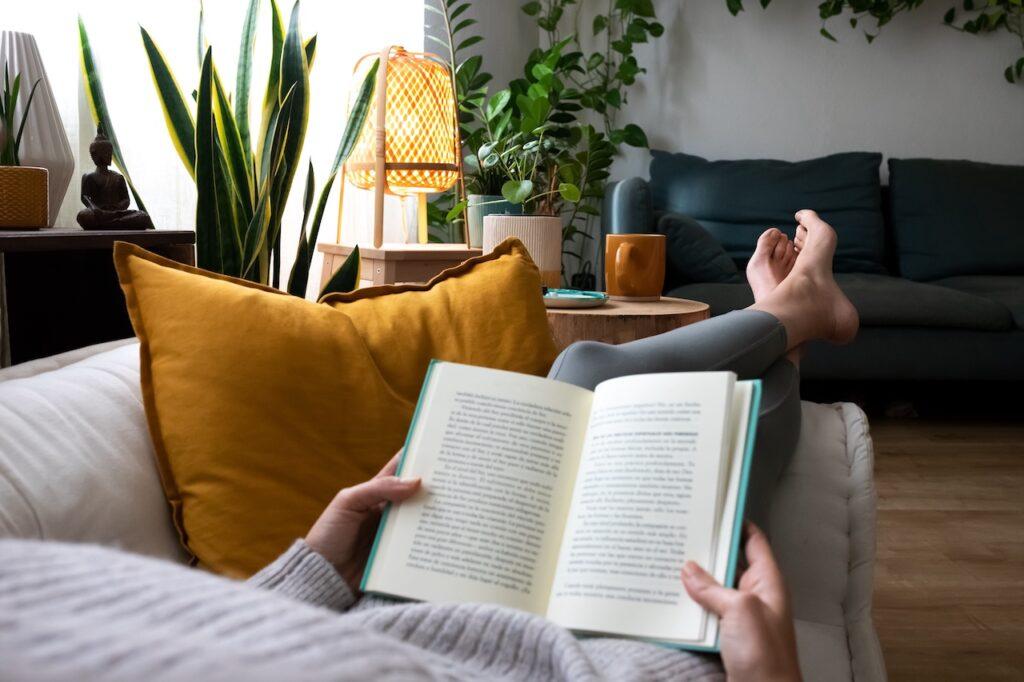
[703,380,756,647]
[363,362,594,615]
[546,372,734,642]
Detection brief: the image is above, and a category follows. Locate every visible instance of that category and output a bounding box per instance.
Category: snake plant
[0,65,41,167]
[78,1,376,298]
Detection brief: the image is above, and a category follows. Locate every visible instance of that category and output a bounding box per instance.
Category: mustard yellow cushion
[115,239,556,577]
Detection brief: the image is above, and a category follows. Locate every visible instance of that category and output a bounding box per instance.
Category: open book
[362,362,762,651]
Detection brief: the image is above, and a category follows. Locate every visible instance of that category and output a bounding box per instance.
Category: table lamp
[346,45,462,245]
[322,46,480,288]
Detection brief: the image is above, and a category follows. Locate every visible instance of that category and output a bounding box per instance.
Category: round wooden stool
[545,296,710,351]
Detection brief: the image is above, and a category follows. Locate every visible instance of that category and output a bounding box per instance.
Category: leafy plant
[424,0,494,243]
[522,0,661,143]
[447,37,617,279]
[0,65,41,167]
[729,0,1023,84]
[944,1,1024,84]
[78,2,376,298]
[447,39,585,217]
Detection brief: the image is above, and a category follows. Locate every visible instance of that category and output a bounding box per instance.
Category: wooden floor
[870,418,1024,681]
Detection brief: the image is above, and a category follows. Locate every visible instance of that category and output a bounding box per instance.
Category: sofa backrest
[887,158,1024,281]
[649,150,887,274]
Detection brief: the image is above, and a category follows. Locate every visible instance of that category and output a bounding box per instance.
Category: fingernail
[682,561,698,577]
[399,476,421,485]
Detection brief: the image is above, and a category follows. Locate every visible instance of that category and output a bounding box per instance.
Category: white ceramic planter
[0,32,74,227]
[483,214,562,288]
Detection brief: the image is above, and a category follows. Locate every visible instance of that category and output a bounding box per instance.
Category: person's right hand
[681,522,801,682]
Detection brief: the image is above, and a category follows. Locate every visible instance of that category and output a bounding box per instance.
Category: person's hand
[681,522,801,682]
[306,451,421,590]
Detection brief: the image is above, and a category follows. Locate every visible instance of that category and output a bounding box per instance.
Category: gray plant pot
[466,194,522,248]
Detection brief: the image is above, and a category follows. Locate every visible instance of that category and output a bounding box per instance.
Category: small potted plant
[450,39,613,288]
[0,65,46,229]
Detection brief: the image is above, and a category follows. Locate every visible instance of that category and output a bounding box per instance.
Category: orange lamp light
[338,46,464,248]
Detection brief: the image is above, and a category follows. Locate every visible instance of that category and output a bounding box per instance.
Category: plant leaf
[213,70,255,218]
[195,48,221,273]
[304,34,318,67]
[446,199,468,222]
[328,60,378,176]
[272,0,310,251]
[140,26,197,176]
[235,0,260,160]
[319,245,360,297]
[558,182,581,202]
[502,179,533,204]
[13,79,41,163]
[256,0,286,174]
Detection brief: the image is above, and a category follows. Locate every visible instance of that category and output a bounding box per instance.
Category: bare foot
[746,228,797,302]
[752,210,859,347]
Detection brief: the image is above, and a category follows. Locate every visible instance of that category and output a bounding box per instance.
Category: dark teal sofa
[602,152,1024,381]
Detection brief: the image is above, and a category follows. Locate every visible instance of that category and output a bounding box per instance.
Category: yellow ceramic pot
[0,166,49,229]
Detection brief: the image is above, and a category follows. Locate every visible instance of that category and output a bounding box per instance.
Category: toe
[796,210,836,239]
[755,228,781,255]
[772,236,788,260]
[758,227,781,244]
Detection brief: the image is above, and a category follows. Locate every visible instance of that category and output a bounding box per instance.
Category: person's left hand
[306,451,421,590]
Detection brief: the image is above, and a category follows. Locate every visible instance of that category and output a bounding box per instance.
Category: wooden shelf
[0,228,195,253]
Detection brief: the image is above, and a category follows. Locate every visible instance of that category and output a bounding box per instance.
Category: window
[5,0,424,296]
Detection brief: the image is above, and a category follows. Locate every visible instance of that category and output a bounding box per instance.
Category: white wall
[424,0,537,112]
[607,1,1024,180]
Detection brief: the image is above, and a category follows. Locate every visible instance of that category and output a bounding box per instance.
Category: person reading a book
[2,211,855,681]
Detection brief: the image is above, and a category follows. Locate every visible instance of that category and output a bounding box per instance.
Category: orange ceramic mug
[605,233,666,301]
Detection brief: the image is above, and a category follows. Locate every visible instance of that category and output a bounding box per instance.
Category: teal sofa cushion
[933,275,1024,329]
[669,273,1013,331]
[657,212,743,288]
[649,151,885,273]
[888,158,1024,281]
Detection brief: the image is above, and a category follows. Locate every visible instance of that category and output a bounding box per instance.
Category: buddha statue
[77,128,153,231]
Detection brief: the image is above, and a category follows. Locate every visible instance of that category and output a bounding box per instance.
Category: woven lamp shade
[346,47,459,195]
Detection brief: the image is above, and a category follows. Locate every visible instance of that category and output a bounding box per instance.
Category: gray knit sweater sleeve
[0,538,725,681]
[247,539,355,611]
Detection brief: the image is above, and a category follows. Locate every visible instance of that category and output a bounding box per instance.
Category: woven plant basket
[0,166,48,229]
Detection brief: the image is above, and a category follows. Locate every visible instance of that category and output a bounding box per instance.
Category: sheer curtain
[4,0,424,297]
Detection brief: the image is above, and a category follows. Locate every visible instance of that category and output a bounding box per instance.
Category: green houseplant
[77,0,377,297]
[446,38,616,286]
[728,0,1024,84]
[0,65,47,228]
[430,0,660,282]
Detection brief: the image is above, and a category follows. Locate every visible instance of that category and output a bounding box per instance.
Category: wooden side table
[546,296,710,351]
[0,228,195,366]
[317,242,482,289]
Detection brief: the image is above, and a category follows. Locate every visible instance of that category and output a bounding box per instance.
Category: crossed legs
[547,210,859,531]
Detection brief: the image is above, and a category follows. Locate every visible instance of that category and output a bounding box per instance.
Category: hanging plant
[727,0,1023,84]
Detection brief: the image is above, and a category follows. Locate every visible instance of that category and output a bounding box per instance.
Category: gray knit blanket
[0,539,723,681]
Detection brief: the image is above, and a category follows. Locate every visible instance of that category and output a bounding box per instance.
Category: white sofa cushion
[772,401,886,681]
[0,339,186,563]
[0,341,885,680]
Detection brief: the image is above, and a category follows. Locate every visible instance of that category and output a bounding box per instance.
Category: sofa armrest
[601,177,654,236]
[596,178,654,289]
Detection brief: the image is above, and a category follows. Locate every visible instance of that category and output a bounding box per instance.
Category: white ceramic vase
[483,214,562,288]
[0,31,74,227]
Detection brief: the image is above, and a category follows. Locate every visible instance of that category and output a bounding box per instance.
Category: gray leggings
[546,309,801,532]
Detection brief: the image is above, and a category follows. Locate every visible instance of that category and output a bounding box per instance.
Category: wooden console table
[0,229,195,366]
[546,296,710,351]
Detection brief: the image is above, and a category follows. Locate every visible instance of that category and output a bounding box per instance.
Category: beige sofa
[0,339,887,680]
